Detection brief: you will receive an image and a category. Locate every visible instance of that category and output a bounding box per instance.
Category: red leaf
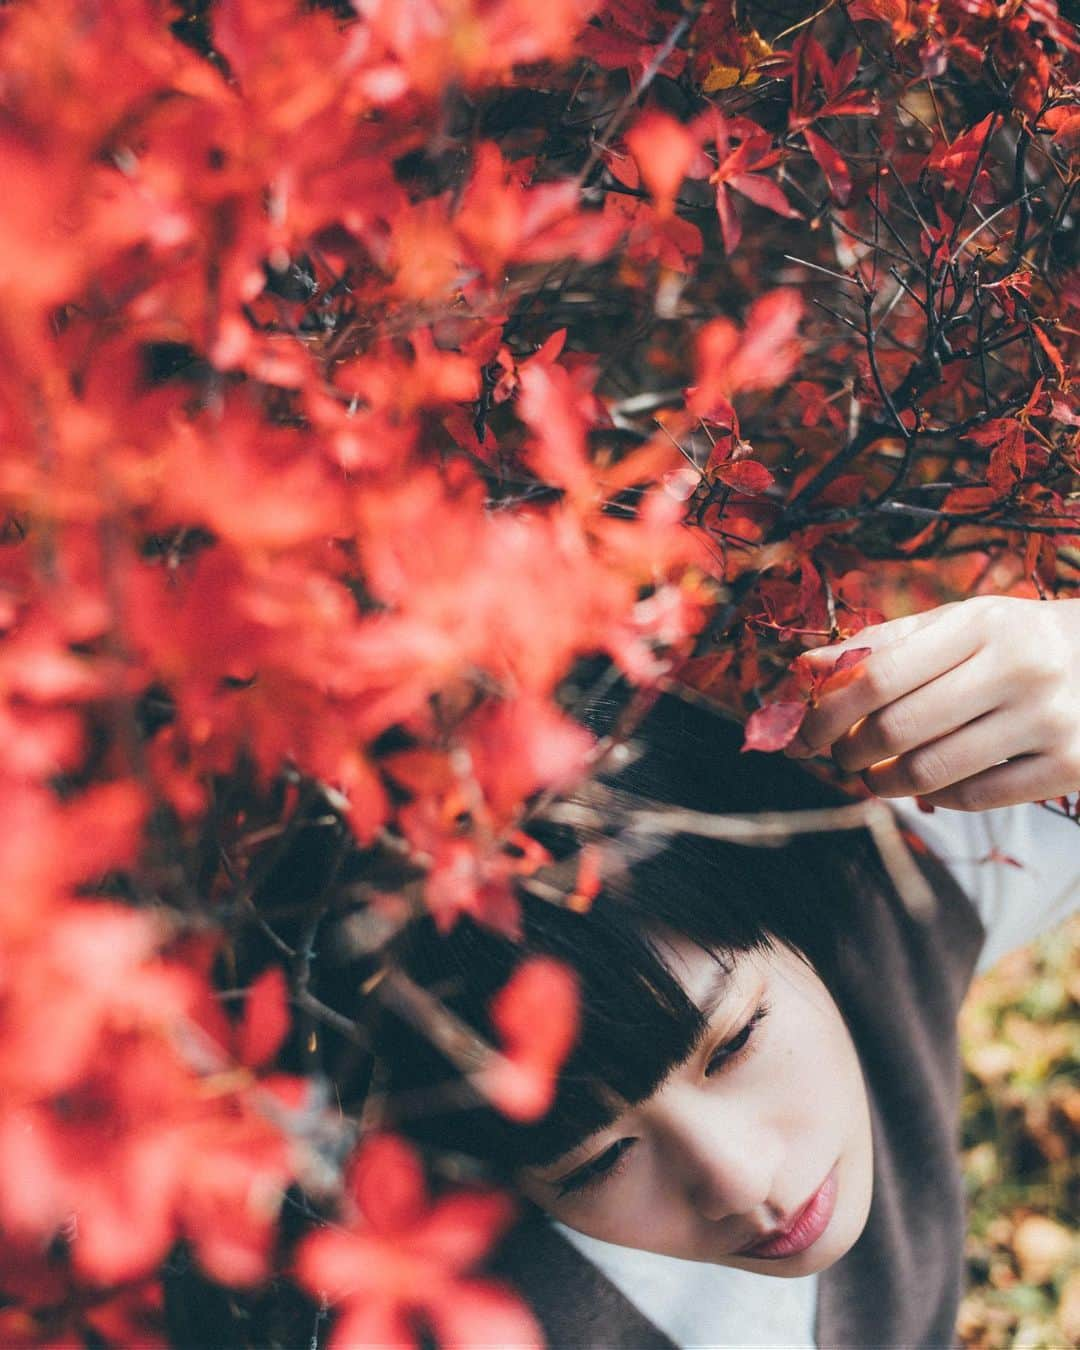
[926,112,996,196]
[803,128,851,205]
[428,1278,544,1348]
[1049,393,1080,427]
[1044,105,1080,149]
[829,647,872,677]
[465,695,593,824]
[976,419,1027,497]
[714,183,743,254]
[238,967,290,1070]
[477,957,579,1120]
[741,701,806,752]
[687,289,803,417]
[846,0,910,23]
[729,172,801,219]
[817,473,865,506]
[625,111,696,217]
[711,459,775,493]
[294,1145,524,1348]
[815,646,874,698]
[517,359,596,504]
[348,1134,427,1233]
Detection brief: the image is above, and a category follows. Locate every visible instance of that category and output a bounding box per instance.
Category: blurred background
[959,912,1079,1347]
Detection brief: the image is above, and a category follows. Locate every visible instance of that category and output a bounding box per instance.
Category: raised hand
[784,596,1080,811]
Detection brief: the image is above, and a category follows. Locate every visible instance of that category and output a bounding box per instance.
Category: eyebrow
[536,960,734,1181]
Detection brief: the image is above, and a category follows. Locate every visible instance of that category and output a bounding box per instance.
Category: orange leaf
[1033,325,1067,383]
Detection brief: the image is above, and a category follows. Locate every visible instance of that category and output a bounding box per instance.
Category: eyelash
[555,1000,771,1199]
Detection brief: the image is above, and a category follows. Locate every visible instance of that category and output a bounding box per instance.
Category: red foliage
[0,0,1077,1341]
[475,957,581,1119]
[295,1134,540,1348]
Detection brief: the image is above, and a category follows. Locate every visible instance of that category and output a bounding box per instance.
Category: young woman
[375,595,1080,1348]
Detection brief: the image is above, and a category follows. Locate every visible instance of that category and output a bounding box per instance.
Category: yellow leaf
[703,63,743,92]
[701,27,773,92]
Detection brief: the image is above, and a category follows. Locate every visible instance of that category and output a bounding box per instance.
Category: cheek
[780,975,875,1242]
[770,963,866,1137]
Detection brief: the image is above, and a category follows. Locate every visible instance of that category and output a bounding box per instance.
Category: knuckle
[963,595,1000,636]
[976,594,1011,620]
[874,700,918,754]
[944,778,987,812]
[862,649,899,702]
[831,734,857,770]
[1000,603,1067,680]
[1038,692,1076,741]
[903,746,950,795]
[1017,635,1065,685]
[970,595,1027,650]
[981,594,1018,621]
[1035,626,1070,683]
[1061,736,1080,780]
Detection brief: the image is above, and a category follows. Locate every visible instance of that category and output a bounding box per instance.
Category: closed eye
[555,1137,635,1198]
[553,1001,770,1199]
[705,1000,769,1076]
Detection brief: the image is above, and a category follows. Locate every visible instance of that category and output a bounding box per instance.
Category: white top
[554,796,1080,1349]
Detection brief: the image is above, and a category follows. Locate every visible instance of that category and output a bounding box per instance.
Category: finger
[830,650,1007,774]
[796,604,962,664]
[916,754,1080,812]
[791,607,983,758]
[860,708,1040,799]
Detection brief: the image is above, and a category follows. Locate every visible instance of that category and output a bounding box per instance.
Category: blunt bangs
[374,691,872,1177]
[375,894,737,1174]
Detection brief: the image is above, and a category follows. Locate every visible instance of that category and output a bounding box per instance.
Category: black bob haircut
[374,691,891,1182]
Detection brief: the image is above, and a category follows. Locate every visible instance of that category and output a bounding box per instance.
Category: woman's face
[514,934,874,1277]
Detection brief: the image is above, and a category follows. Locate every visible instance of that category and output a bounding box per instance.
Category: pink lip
[734,1166,839,1260]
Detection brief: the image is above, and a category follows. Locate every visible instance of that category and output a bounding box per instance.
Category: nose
[653,1083,783,1224]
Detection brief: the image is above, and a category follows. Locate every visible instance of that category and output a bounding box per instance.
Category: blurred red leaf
[476,957,580,1121]
[687,289,803,417]
[803,128,852,205]
[237,967,291,1070]
[295,1133,539,1350]
[625,110,696,217]
[465,695,594,824]
[347,1134,428,1233]
[517,357,597,504]
[741,701,806,752]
